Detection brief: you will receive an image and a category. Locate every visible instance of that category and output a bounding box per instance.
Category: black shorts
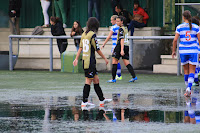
[112,44,129,60]
[84,66,98,79]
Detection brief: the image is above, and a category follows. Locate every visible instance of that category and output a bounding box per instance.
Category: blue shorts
[180,53,198,66]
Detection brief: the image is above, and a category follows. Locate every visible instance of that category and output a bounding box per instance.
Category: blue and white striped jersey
[110,24,119,52]
[176,22,200,54]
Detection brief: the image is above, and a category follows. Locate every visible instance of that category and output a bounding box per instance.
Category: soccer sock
[94,84,105,101]
[184,111,189,117]
[184,74,189,87]
[194,67,199,82]
[83,84,90,103]
[117,63,121,77]
[188,73,194,90]
[126,64,136,78]
[188,110,195,118]
[112,64,118,80]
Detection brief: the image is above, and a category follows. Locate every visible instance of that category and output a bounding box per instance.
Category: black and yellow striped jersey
[80,31,100,69]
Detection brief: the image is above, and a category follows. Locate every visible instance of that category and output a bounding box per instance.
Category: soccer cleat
[184,87,191,97]
[107,79,116,83]
[116,75,122,80]
[129,77,138,82]
[81,106,95,111]
[81,101,95,107]
[99,98,112,107]
[192,82,199,86]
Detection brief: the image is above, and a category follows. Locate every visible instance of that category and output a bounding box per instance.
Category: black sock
[94,84,105,101]
[112,64,118,80]
[126,64,136,78]
[83,84,90,103]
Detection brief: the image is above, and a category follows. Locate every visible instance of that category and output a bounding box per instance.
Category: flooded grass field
[0,70,199,132]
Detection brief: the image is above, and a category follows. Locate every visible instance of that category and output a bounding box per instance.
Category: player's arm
[97,50,108,65]
[118,28,125,56]
[197,33,200,44]
[73,37,83,66]
[120,39,125,56]
[73,48,83,66]
[92,34,109,65]
[101,30,113,49]
[172,33,180,58]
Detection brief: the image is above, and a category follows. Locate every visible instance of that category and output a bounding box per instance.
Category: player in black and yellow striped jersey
[73,17,112,108]
[108,16,138,83]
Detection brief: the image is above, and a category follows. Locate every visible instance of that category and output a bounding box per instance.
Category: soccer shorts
[180,53,198,66]
[112,44,129,60]
[84,66,98,79]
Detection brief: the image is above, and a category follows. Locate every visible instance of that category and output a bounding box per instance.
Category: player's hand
[121,50,125,56]
[105,58,109,65]
[101,45,105,50]
[73,59,78,66]
[172,52,176,58]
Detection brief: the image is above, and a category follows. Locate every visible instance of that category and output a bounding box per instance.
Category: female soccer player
[107,16,137,83]
[172,10,200,96]
[191,17,200,86]
[101,15,122,80]
[73,17,112,107]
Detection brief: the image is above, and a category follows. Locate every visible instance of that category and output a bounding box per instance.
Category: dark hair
[71,21,83,35]
[192,17,199,26]
[115,4,123,11]
[86,17,100,33]
[50,16,60,23]
[117,16,124,22]
[193,16,200,21]
[134,0,140,7]
[182,10,192,30]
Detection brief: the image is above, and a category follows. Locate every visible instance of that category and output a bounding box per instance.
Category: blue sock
[117,63,121,77]
[184,111,189,116]
[184,74,189,87]
[188,73,194,90]
[194,67,199,82]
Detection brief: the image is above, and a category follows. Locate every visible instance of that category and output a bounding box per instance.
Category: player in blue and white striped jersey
[191,17,200,86]
[101,15,122,80]
[172,10,200,96]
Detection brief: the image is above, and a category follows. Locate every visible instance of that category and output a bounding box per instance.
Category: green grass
[0,70,186,103]
[0,70,184,92]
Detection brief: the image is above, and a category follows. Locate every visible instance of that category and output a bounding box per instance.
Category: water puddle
[0,88,200,132]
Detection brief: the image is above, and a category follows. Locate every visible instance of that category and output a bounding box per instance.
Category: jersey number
[82,39,90,52]
[124,33,129,43]
[185,31,191,41]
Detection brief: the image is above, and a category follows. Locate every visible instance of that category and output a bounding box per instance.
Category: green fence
[0,0,164,28]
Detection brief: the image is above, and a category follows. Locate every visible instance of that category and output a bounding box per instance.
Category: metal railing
[8,35,180,75]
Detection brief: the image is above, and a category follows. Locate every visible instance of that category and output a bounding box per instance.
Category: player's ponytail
[183,10,192,30]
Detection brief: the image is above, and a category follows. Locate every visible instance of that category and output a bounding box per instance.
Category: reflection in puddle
[184,88,200,124]
[0,89,200,132]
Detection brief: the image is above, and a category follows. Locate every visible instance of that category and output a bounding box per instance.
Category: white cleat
[184,87,191,97]
[99,99,112,107]
[81,101,95,107]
